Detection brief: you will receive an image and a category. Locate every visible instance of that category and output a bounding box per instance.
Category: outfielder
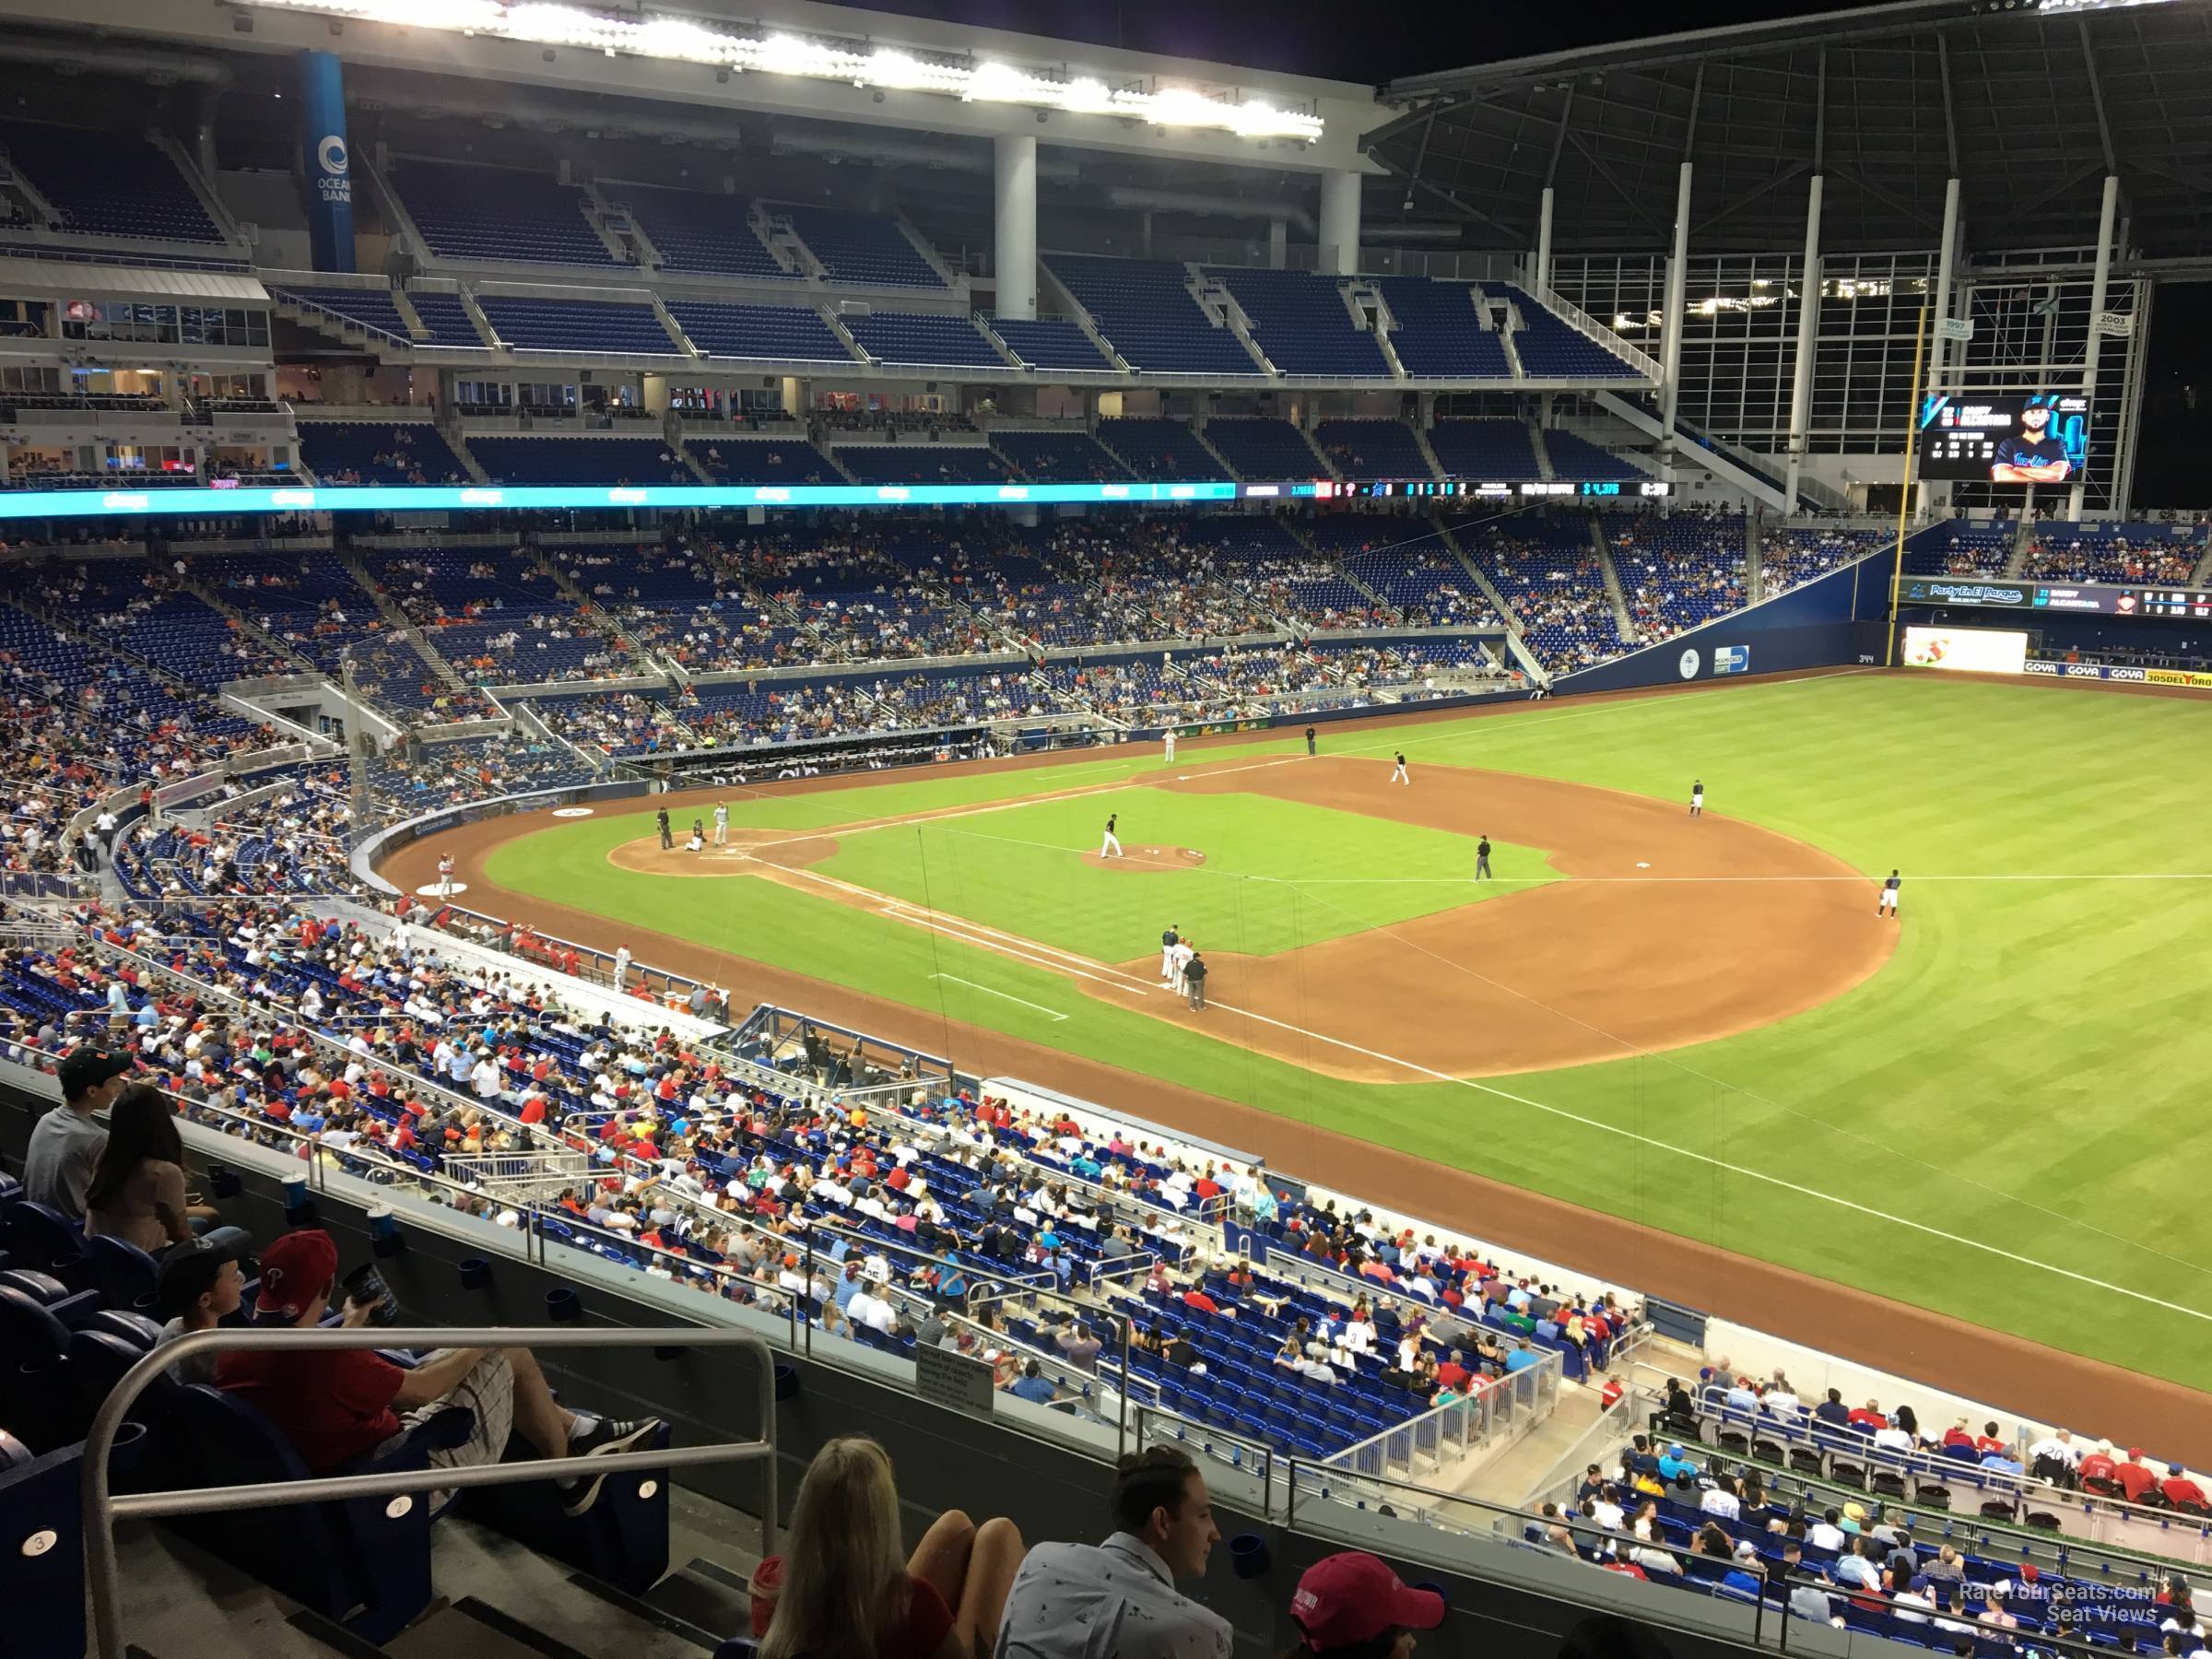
[1159,923,1181,983]
[436,853,455,899]
[1689,779,1705,818]
[1100,812,1124,858]
[1391,752,1409,786]
[1163,727,1177,765]
[712,801,729,844]
[1878,870,1901,919]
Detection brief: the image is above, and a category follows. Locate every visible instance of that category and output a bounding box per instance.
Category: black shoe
[560,1417,664,1516]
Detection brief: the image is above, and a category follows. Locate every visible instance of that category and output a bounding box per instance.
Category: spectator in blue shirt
[831,1261,866,1313]
[1008,1359,1057,1406]
[1657,1443,1702,1483]
[1980,1448,2024,1475]
[1505,1339,1542,1375]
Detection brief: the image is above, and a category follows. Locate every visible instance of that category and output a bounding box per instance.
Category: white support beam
[1784,173,1822,511]
[993,134,1037,322]
[2068,172,2121,519]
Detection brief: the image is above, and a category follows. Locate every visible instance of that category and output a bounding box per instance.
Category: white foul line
[928,973,1066,1021]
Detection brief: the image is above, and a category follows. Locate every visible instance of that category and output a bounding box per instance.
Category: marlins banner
[298,49,355,273]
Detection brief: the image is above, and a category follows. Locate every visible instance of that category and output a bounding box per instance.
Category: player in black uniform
[1391,752,1409,786]
[1990,403,2073,485]
[1476,835,1493,880]
[1100,813,1124,858]
[1878,870,1901,919]
[1305,725,1317,757]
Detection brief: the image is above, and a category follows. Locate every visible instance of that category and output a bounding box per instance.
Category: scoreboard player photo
[1919,392,2089,486]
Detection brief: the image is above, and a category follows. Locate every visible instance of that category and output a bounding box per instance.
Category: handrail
[85,1323,779,1659]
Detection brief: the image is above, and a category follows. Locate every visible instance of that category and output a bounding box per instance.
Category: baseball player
[1159,923,1181,983]
[1476,835,1492,881]
[1305,725,1317,757]
[1391,752,1409,786]
[688,818,705,853]
[614,944,631,988]
[712,801,729,845]
[1163,727,1177,765]
[1170,936,1195,996]
[1689,780,1704,818]
[1878,870,1901,920]
[1100,812,1124,858]
[436,853,455,899]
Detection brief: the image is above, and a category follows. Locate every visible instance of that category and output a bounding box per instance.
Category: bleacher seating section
[1905,524,2015,576]
[988,429,1131,483]
[399,292,490,349]
[843,311,1003,369]
[1201,418,1325,480]
[0,121,223,244]
[1046,254,1265,377]
[1096,418,1223,481]
[1483,284,1643,378]
[389,159,618,268]
[1605,512,1748,640]
[270,286,413,343]
[986,316,1114,371]
[775,204,944,288]
[611,182,786,278]
[1314,419,1433,480]
[831,444,1013,486]
[665,301,853,363]
[465,436,691,486]
[1210,269,1391,377]
[1429,419,1543,481]
[1375,278,1512,380]
[1543,429,1643,481]
[477,296,679,356]
[681,436,839,484]
[295,421,470,486]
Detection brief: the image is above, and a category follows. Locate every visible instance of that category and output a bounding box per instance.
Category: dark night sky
[832,0,1875,84]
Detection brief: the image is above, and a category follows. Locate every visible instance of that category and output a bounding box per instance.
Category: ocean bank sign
[299,49,354,273]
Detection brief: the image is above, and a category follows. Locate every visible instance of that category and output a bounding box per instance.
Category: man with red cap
[215,1229,660,1515]
[2116,1449,2161,1505]
[1289,1552,1447,1658]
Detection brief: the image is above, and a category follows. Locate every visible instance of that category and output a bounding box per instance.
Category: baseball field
[396,668,2212,1411]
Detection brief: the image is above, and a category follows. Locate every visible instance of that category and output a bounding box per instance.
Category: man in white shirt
[1873,1421,1916,1454]
[1700,1479,1743,1521]
[849,1287,900,1335]
[1806,1512,1847,1553]
[996,1447,1230,1659]
[2026,1429,2081,1473]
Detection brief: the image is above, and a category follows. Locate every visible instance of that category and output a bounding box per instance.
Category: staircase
[171,563,320,677]
[1040,264,1131,372]
[2191,535,2212,590]
[1529,423,1558,483]
[816,303,873,366]
[1189,272,1274,375]
[1282,522,1402,623]
[527,541,653,665]
[339,545,470,693]
[1296,425,1342,482]
[1412,423,1448,483]
[2004,519,2040,579]
[1188,422,1241,482]
[895,212,961,288]
[1347,281,1411,381]
[1429,512,1524,636]
[1591,391,1792,512]
[1586,512,1641,643]
[652,294,703,359]
[443,421,490,484]
[582,180,659,268]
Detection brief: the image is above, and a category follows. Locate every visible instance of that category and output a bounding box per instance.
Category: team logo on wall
[552,806,594,818]
[1677,648,1700,680]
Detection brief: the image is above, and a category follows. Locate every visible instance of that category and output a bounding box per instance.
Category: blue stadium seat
[1482,283,1644,378]
[0,1432,86,1659]
[0,121,224,244]
[774,204,945,288]
[1202,418,1325,480]
[1376,278,1513,379]
[1209,269,1391,377]
[1047,254,1265,377]
[477,296,680,356]
[389,158,622,268]
[986,316,1114,371]
[615,183,786,278]
[668,302,854,364]
[843,312,1003,369]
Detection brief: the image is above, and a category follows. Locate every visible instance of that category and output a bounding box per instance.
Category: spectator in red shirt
[2116,1450,2160,1503]
[1435,1353,1471,1394]
[2159,1465,2207,1511]
[1847,1401,1889,1431]
[1182,1286,1219,1315]
[214,1229,660,1512]
[2077,1441,2120,1488]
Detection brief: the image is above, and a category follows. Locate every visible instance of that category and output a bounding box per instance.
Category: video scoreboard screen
[1918,394,2091,484]
[1899,576,2212,618]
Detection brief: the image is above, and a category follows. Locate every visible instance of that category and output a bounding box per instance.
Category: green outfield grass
[812,787,1551,961]
[481,673,2212,1390]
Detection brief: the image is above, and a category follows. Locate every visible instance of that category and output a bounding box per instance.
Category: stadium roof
[1367,0,2212,261]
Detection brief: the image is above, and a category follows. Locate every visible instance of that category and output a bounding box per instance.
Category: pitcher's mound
[1082,844,1207,871]
[608,826,839,876]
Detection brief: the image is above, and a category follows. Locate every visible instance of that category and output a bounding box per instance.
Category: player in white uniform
[1689,780,1705,818]
[1878,871,1901,918]
[1163,727,1177,765]
[1100,812,1124,858]
[436,853,455,898]
[614,945,631,988]
[1391,752,1409,786]
[1171,938,1195,996]
[712,802,729,845]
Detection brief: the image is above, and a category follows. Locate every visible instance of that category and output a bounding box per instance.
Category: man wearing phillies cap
[1289,1553,1445,1659]
[216,1228,661,1516]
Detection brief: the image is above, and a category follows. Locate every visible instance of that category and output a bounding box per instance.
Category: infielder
[1878,870,1901,919]
[1476,836,1492,881]
[1159,923,1181,983]
[712,801,729,844]
[1100,812,1124,858]
[1689,779,1704,818]
[1163,727,1177,765]
[436,853,455,899]
[1305,725,1317,757]
[1391,752,1409,786]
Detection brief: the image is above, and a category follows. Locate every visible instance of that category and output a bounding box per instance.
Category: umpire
[1184,950,1208,1010]
[656,806,673,849]
[1476,835,1493,881]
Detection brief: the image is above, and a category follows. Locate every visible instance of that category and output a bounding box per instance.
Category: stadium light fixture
[240,0,1324,141]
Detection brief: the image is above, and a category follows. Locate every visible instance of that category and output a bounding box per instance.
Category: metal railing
[1322,1349,1562,1483]
[84,1323,778,1659]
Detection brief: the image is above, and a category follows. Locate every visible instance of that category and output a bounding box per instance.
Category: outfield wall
[1558,558,1892,697]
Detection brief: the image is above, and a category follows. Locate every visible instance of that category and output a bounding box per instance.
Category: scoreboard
[1899,576,2212,618]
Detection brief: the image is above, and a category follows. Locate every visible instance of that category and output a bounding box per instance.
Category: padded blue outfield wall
[1559,553,1897,696]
